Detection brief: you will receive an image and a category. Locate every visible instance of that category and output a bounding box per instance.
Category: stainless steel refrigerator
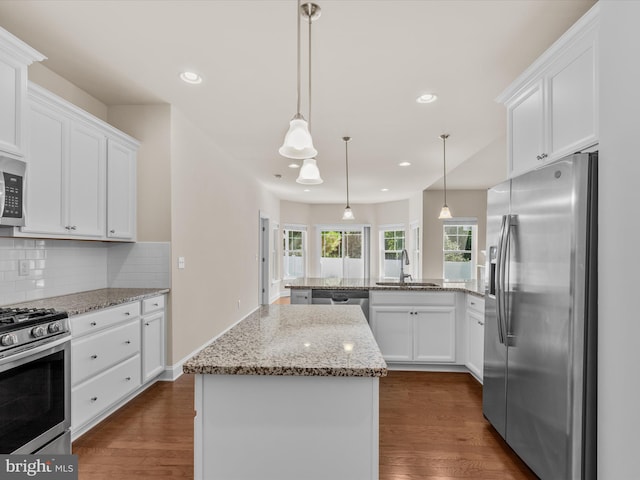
[483,153,597,480]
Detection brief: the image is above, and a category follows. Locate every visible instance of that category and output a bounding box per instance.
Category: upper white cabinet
[5,83,139,241]
[107,138,137,240]
[0,28,44,158]
[498,5,599,177]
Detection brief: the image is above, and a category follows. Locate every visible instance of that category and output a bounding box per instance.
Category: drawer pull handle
[124,312,131,316]
[90,397,98,402]
[91,354,98,359]
[152,303,159,306]
[90,321,97,326]
[125,376,132,381]
[470,302,475,305]
[478,320,485,326]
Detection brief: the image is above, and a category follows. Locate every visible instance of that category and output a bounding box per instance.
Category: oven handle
[0,334,71,370]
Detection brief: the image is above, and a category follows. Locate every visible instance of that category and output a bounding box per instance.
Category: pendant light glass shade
[279,115,317,159]
[438,205,452,219]
[342,206,355,220]
[438,133,453,219]
[296,158,323,184]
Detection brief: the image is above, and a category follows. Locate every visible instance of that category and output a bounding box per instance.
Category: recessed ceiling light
[180,71,202,84]
[303,189,311,192]
[416,93,437,104]
[288,163,300,169]
[398,161,411,167]
[381,188,389,192]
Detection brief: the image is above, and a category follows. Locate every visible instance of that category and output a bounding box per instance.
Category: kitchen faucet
[399,249,412,284]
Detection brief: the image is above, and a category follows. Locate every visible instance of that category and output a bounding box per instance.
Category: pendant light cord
[308,6,312,131]
[296,0,301,116]
[344,137,351,207]
[441,134,449,205]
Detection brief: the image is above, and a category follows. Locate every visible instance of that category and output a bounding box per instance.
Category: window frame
[282,225,306,280]
[315,225,369,279]
[442,219,477,281]
[379,225,406,280]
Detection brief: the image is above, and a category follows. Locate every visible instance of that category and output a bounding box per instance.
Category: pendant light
[438,134,453,219]
[296,2,323,185]
[279,0,317,160]
[342,136,354,220]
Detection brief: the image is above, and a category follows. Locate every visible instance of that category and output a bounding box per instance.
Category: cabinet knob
[91,354,98,359]
[125,376,132,381]
[110,229,116,234]
[125,340,131,344]
[90,321,97,326]
[65,225,70,230]
[124,312,130,316]
[153,303,159,306]
[478,320,485,326]
[536,153,548,161]
[70,226,77,230]
[91,396,98,402]
[145,322,150,326]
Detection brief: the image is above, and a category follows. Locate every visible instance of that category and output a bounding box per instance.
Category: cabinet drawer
[290,289,312,304]
[466,295,485,314]
[71,318,141,385]
[370,291,455,306]
[142,295,164,314]
[71,354,141,430]
[71,302,140,337]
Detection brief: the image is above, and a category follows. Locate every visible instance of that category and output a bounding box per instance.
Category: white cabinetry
[0,28,44,158]
[290,289,312,305]
[465,295,485,382]
[370,291,457,364]
[499,6,599,177]
[70,295,166,439]
[2,83,139,241]
[141,295,165,383]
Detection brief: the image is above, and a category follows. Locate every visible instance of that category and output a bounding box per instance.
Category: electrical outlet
[178,257,185,269]
[18,260,30,276]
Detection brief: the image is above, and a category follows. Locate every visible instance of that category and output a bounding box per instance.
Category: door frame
[259,213,270,305]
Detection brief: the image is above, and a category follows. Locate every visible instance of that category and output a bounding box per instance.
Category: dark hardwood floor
[73,371,537,479]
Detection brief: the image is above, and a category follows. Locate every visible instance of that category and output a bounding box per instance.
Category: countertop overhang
[285,277,485,297]
[183,304,388,377]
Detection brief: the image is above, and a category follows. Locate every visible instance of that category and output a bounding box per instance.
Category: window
[411,224,421,279]
[283,226,306,279]
[317,226,369,279]
[443,221,477,281]
[380,227,406,279]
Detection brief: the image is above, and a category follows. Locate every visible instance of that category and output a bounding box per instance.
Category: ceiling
[0,0,595,204]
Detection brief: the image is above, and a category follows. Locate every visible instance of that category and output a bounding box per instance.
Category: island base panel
[194,374,379,480]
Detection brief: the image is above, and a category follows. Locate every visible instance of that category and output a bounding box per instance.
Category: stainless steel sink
[375,282,439,287]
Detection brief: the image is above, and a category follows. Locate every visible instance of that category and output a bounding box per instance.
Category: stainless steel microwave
[0,156,26,226]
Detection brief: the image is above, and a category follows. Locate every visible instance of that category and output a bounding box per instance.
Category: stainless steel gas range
[0,307,71,454]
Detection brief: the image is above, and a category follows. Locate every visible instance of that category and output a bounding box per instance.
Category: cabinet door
[413,307,456,362]
[508,80,545,178]
[67,121,105,238]
[548,33,598,159]
[290,289,312,304]
[0,56,24,156]
[107,138,136,240]
[142,312,165,382]
[466,309,485,380]
[370,306,412,362]
[21,100,66,234]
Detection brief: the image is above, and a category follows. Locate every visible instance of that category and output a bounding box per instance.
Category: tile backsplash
[0,238,170,305]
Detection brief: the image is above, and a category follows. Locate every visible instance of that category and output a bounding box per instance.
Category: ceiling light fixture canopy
[342,136,354,221]
[280,1,319,161]
[438,133,453,219]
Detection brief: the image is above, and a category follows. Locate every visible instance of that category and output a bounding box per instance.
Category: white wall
[597,1,640,477]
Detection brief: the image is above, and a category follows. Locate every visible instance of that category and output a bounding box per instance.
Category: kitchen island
[183,304,387,480]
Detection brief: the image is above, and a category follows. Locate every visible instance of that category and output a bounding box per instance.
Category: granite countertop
[183,304,388,377]
[285,277,485,298]
[6,288,170,316]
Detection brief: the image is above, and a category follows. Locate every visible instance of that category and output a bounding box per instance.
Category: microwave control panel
[2,172,23,218]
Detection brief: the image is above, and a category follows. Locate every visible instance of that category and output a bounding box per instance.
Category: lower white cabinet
[465,295,485,382]
[370,291,457,364]
[70,295,166,437]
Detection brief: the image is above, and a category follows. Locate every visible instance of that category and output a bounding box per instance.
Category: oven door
[0,335,71,454]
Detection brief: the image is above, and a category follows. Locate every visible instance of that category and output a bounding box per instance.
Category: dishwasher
[311,289,370,322]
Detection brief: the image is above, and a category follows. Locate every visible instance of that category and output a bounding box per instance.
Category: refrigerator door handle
[501,215,517,342]
[495,214,507,344]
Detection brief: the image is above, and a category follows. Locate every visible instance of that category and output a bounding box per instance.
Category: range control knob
[1,334,18,347]
[48,322,62,334]
[31,326,47,338]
